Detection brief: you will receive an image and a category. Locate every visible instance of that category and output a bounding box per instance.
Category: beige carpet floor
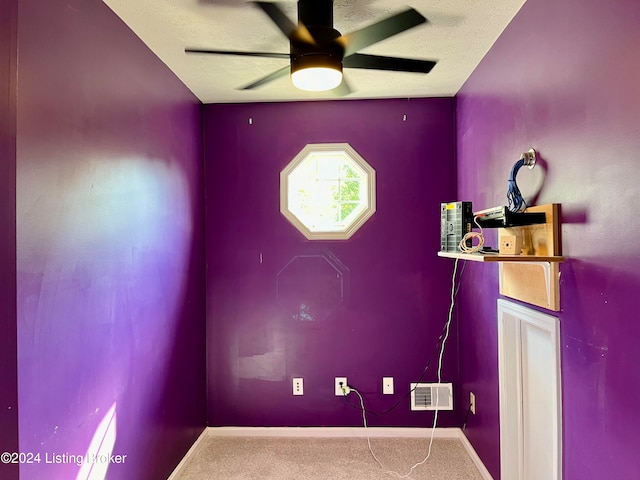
[172,436,484,480]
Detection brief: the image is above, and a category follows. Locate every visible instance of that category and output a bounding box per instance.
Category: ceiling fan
[185,0,437,94]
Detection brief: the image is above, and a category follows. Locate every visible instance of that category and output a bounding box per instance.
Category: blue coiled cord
[507,158,527,213]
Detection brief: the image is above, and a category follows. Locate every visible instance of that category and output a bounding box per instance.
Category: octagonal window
[280,143,376,240]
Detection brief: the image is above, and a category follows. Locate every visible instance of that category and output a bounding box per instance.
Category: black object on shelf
[474,206,546,228]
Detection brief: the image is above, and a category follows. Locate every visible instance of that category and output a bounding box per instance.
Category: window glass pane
[315,155,341,180]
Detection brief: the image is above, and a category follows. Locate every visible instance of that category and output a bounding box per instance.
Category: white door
[497,299,562,480]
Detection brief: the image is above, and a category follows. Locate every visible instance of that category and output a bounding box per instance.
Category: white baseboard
[166,428,208,480]
[207,426,462,438]
[458,431,494,480]
[168,427,493,480]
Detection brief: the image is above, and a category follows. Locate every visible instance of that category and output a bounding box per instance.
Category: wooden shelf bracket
[498,204,562,311]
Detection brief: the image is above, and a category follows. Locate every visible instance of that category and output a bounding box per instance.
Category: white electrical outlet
[470,391,476,414]
[383,377,394,395]
[293,378,303,396]
[335,377,349,396]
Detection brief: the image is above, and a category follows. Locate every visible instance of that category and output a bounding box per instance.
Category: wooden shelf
[437,251,565,263]
[438,203,564,311]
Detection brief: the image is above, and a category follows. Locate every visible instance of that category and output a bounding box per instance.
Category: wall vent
[410,383,453,411]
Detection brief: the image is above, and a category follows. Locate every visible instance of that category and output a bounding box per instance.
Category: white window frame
[280,143,376,240]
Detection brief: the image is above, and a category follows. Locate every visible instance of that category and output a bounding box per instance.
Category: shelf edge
[437,252,565,263]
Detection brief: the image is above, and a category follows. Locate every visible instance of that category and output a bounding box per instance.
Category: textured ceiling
[103,0,526,104]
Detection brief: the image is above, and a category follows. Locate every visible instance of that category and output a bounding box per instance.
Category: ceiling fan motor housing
[291,0,344,73]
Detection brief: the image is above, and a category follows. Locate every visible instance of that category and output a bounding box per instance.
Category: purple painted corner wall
[0,0,19,479]
[7,0,638,478]
[457,0,640,478]
[12,1,206,479]
[204,99,460,428]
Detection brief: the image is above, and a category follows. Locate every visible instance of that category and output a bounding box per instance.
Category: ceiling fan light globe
[291,67,343,91]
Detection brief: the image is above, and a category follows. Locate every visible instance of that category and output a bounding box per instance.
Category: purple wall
[457,0,640,478]
[204,98,460,428]
[0,0,19,479]
[15,1,205,479]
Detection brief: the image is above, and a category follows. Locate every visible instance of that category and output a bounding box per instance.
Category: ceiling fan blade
[253,2,296,37]
[331,77,353,97]
[339,8,427,56]
[252,2,315,44]
[185,48,289,59]
[240,64,290,90]
[343,53,436,73]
